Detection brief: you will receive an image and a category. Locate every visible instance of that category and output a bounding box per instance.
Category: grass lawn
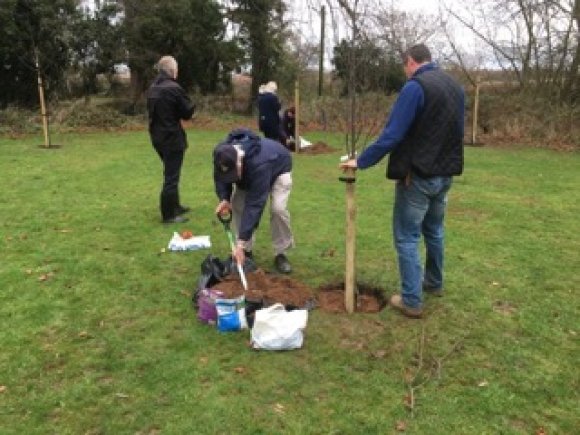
[1,128,579,434]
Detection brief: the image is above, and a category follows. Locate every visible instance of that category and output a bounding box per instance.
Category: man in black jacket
[340,44,464,318]
[213,128,294,273]
[147,55,195,223]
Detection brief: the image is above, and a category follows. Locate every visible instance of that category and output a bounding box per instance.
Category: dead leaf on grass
[478,380,489,387]
[233,366,246,374]
[273,403,285,414]
[38,272,54,282]
[370,349,387,359]
[78,331,91,339]
[56,229,72,233]
[492,300,517,315]
[115,392,130,399]
[198,357,209,365]
[0,385,6,393]
[535,427,547,435]
[491,281,500,287]
[403,394,413,409]
[395,420,407,431]
[25,269,33,275]
[320,247,335,258]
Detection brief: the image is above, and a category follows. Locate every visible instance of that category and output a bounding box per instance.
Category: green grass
[1,129,579,434]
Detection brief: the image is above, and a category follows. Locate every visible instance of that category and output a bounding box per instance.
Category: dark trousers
[259,122,284,143]
[154,146,184,219]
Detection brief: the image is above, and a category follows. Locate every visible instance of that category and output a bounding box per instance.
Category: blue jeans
[393,174,453,308]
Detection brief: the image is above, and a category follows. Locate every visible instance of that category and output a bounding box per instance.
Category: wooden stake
[318,5,325,97]
[35,50,50,148]
[344,169,356,313]
[294,79,300,152]
[472,76,480,145]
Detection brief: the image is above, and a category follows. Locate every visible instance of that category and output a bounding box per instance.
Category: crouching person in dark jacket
[214,128,294,273]
[147,55,195,224]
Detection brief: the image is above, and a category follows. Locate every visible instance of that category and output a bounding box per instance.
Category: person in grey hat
[147,55,195,224]
[214,128,294,273]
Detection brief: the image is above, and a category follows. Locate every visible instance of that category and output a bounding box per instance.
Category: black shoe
[274,254,292,274]
[244,250,253,260]
[162,215,189,224]
[175,205,191,215]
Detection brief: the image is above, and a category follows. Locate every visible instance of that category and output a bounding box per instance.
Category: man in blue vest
[340,44,465,318]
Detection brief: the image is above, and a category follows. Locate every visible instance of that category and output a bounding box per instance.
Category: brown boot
[389,294,423,319]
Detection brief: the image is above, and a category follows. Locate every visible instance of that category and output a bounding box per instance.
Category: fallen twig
[404,327,469,417]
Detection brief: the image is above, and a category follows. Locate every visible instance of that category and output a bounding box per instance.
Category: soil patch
[210,272,385,313]
[317,283,387,313]
[298,141,336,155]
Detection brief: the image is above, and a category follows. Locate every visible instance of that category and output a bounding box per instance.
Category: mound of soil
[298,141,335,155]
[211,269,315,309]
[210,270,385,313]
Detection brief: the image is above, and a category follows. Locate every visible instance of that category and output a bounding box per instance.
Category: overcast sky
[287,0,480,67]
[287,0,460,42]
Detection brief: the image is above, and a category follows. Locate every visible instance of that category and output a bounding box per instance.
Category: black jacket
[257,92,282,139]
[215,129,292,241]
[147,71,195,151]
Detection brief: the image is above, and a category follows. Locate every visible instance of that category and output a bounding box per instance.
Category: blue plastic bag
[216,296,247,332]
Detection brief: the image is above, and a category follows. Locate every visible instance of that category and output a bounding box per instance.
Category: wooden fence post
[35,50,50,148]
[472,76,481,145]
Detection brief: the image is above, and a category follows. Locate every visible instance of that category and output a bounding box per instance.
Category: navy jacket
[147,71,195,151]
[215,129,292,241]
[257,92,282,140]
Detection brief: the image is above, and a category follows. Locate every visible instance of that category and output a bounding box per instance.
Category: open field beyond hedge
[1,129,579,434]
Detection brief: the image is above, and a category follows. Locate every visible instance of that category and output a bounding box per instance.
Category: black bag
[192,255,230,307]
[192,254,257,307]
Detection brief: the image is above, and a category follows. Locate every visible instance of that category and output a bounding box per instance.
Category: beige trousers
[231,172,294,255]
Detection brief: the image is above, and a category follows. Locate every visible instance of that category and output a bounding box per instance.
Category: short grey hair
[402,44,432,64]
[157,55,178,78]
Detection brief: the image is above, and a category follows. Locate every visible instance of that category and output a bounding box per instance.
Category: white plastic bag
[167,232,211,251]
[250,304,308,350]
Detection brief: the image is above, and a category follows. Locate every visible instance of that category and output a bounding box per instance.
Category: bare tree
[443,0,579,102]
[371,2,440,56]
